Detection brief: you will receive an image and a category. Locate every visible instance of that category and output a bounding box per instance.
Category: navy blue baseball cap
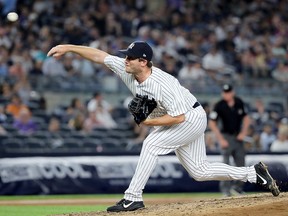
[119,41,153,61]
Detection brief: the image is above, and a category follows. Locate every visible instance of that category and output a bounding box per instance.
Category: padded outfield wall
[0,154,287,195]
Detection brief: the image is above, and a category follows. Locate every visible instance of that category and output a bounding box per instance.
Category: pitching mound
[55,192,288,216]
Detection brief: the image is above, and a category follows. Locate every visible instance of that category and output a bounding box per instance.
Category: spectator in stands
[160,51,181,77]
[259,124,277,152]
[233,30,250,53]
[270,125,288,152]
[63,97,87,123]
[271,61,288,83]
[13,108,37,135]
[87,92,117,129]
[21,49,34,75]
[8,60,25,80]
[71,54,95,77]
[6,94,30,119]
[253,43,269,78]
[105,12,123,36]
[0,82,14,101]
[42,56,67,76]
[63,53,78,77]
[48,117,64,148]
[240,48,256,79]
[178,55,206,80]
[250,99,270,127]
[68,111,86,132]
[13,74,32,105]
[271,36,287,64]
[48,117,61,133]
[0,105,7,123]
[29,59,43,75]
[0,47,9,77]
[205,131,218,153]
[0,25,12,50]
[83,111,103,133]
[68,97,86,115]
[243,125,260,152]
[37,95,47,111]
[202,45,236,82]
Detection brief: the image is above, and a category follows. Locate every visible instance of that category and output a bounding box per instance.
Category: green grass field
[0,205,106,216]
[0,193,222,216]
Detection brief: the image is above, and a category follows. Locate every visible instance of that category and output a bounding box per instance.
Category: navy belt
[193,101,201,108]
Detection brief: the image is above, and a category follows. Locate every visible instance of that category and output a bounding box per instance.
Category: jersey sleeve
[103,55,126,76]
[103,55,136,94]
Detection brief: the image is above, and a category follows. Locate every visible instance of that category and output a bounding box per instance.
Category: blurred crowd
[0,0,287,153]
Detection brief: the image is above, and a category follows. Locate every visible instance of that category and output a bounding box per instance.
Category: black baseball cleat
[106,199,145,212]
[254,162,280,196]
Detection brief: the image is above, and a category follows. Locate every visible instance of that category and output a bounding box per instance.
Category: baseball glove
[128,94,157,125]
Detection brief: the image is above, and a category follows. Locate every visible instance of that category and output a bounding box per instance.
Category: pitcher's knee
[190,164,211,181]
[192,173,207,181]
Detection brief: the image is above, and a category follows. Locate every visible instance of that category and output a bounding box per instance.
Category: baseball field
[0,192,287,216]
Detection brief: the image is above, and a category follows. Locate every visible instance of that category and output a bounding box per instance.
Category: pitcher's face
[124,56,146,74]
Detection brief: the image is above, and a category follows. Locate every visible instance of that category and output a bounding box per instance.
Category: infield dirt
[58,193,288,216]
[1,192,287,216]
[54,192,288,216]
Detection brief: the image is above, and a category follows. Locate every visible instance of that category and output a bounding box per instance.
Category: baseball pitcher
[47,41,280,212]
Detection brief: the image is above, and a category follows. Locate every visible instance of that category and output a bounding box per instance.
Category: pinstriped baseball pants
[124,107,257,202]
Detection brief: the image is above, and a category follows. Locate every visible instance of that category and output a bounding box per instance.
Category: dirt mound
[54,192,288,216]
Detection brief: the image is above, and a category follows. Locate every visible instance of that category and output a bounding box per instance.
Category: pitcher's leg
[124,143,158,201]
[124,121,197,201]
[175,134,256,183]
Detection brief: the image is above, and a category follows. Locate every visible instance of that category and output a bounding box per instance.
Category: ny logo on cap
[128,43,135,50]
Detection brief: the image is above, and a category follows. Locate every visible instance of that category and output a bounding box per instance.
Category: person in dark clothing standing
[209,84,251,197]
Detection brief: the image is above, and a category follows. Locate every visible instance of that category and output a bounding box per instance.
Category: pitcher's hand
[47,45,69,59]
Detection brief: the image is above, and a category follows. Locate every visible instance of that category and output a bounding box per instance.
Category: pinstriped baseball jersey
[104,55,257,202]
[104,55,197,118]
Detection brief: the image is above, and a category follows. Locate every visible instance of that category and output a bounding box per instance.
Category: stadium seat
[0,96,9,105]
[33,110,50,123]
[2,138,23,149]
[82,138,103,152]
[106,130,127,139]
[0,133,10,142]
[25,138,47,149]
[2,124,17,133]
[69,131,88,140]
[267,102,285,114]
[111,106,130,120]
[101,138,122,151]
[60,124,72,133]
[61,138,83,148]
[13,133,30,140]
[32,130,51,140]
[88,130,108,139]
